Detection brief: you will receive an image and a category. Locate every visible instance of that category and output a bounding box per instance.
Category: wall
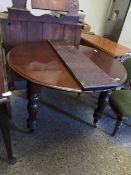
[79,0,110,35]
[118,4,131,48]
[0,0,12,12]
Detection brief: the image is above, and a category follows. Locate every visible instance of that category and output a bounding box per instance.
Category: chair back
[123,58,131,87]
[0,36,6,98]
[0,45,4,97]
[118,53,131,87]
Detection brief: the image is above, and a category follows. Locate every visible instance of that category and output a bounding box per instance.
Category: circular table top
[7,41,127,92]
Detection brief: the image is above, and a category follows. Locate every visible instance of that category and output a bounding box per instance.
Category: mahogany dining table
[7,41,127,130]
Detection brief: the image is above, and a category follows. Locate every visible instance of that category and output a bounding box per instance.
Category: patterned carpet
[0,87,131,175]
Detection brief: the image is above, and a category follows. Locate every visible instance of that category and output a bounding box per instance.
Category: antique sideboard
[0,0,82,90]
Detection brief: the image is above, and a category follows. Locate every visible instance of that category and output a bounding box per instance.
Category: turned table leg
[26,81,41,131]
[93,90,112,127]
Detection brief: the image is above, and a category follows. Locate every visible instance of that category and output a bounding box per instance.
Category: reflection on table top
[7,41,127,92]
[81,34,131,57]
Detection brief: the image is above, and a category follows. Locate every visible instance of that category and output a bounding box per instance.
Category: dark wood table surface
[7,41,127,130]
[81,33,131,58]
[7,41,127,92]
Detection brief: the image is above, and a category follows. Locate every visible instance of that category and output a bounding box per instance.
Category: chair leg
[77,92,81,97]
[0,103,16,164]
[1,121,16,164]
[111,114,122,136]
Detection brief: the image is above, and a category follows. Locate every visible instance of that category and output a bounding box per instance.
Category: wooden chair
[106,56,131,136]
[0,0,81,90]
[109,89,131,136]
[0,38,16,164]
[121,55,131,88]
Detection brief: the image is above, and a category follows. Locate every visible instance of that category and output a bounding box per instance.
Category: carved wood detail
[27,81,41,131]
[11,0,79,15]
[1,8,81,54]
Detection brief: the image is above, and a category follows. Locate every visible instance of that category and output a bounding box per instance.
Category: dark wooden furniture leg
[7,66,15,91]
[0,102,16,164]
[111,114,122,136]
[93,90,112,127]
[27,81,41,131]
